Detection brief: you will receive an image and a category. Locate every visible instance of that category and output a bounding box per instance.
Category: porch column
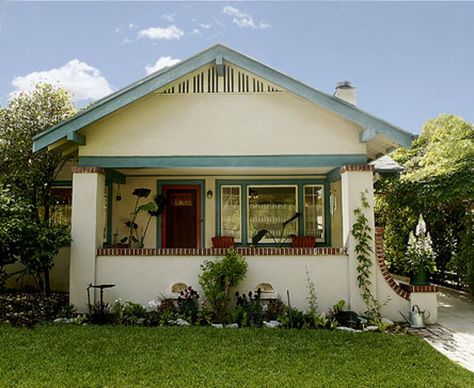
[70,166,106,311]
[341,164,377,314]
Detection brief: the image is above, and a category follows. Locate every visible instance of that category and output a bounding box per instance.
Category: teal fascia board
[33,44,414,152]
[327,167,341,182]
[105,169,126,184]
[79,154,368,169]
[66,132,85,146]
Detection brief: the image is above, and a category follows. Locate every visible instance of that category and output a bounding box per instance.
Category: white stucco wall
[79,92,366,157]
[95,254,349,313]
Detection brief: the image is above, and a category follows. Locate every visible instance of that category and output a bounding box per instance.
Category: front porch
[69,162,383,313]
[75,160,365,251]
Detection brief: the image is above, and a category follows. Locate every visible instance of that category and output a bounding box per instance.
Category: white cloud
[145,56,181,75]
[122,38,132,45]
[128,23,137,29]
[190,28,202,36]
[222,6,270,29]
[213,17,226,27]
[162,14,175,22]
[199,23,211,29]
[114,27,121,33]
[10,59,113,102]
[138,25,184,40]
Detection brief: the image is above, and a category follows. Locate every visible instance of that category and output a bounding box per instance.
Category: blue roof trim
[33,44,414,152]
[78,154,368,169]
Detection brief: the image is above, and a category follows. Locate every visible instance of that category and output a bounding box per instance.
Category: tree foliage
[376,114,474,291]
[0,189,32,288]
[0,84,75,292]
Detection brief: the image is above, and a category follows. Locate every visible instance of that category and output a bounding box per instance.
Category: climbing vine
[351,190,381,320]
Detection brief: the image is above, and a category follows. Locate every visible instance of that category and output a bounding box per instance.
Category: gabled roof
[33,44,414,153]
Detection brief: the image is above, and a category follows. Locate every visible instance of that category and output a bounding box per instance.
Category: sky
[0,1,473,134]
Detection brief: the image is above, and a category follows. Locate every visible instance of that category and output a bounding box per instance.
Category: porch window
[304,185,325,241]
[220,186,242,242]
[217,180,329,246]
[247,185,298,242]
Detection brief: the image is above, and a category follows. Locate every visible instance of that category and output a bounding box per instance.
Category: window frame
[220,185,243,243]
[216,179,330,247]
[303,184,325,243]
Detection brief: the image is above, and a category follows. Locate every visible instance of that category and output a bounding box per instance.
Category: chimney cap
[336,80,355,89]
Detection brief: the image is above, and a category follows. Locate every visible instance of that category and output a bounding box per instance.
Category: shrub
[264,298,287,321]
[199,249,247,322]
[112,300,147,326]
[177,286,200,324]
[0,291,68,327]
[230,289,263,327]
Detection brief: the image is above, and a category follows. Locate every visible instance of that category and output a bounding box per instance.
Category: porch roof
[33,44,414,156]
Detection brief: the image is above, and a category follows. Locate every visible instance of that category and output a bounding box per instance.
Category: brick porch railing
[96,247,348,256]
[375,227,438,300]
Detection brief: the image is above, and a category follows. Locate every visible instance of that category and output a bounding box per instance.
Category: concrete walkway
[412,287,474,372]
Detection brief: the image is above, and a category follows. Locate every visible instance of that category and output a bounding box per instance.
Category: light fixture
[207,190,213,199]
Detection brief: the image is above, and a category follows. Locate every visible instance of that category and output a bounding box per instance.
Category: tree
[0,84,75,293]
[0,188,33,289]
[376,114,474,291]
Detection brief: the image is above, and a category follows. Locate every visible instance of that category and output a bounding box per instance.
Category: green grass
[0,325,472,387]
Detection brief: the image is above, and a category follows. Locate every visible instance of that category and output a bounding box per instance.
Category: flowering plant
[404,214,437,275]
[177,286,200,323]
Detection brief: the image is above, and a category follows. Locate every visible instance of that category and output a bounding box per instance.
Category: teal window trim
[216,178,331,247]
[106,181,113,245]
[156,179,205,248]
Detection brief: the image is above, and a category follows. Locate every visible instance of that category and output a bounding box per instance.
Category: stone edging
[96,247,348,257]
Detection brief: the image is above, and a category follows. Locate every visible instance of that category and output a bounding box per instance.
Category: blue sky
[0,1,473,134]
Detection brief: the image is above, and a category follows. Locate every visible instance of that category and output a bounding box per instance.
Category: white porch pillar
[70,167,106,311]
[341,164,377,314]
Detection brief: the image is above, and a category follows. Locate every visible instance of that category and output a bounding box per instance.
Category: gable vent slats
[158,62,283,95]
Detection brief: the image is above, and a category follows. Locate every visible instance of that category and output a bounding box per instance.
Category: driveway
[417,287,474,372]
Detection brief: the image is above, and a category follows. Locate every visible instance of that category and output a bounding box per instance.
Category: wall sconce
[116,184,122,201]
[206,190,213,199]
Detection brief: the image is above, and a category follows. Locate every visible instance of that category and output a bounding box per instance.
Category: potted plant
[404,214,436,285]
[120,188,166,248]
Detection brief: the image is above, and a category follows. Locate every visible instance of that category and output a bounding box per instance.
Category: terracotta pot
[211,236,235,248]
[292,236,316,248]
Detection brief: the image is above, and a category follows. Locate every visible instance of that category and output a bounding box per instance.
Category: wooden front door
[161,185,201,248]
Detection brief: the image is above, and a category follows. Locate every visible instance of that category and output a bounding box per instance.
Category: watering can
[400,305,430,328]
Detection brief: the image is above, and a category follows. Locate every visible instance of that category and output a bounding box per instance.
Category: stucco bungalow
[32,44,438,321]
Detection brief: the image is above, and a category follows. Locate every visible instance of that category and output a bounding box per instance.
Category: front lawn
[0,325,472,387]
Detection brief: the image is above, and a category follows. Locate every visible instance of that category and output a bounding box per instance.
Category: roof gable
[33,44,414,153]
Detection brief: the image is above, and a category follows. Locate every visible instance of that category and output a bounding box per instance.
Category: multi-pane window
[247,186,298,243]
[218,181,327,245]
[304,185,325,241]
[220,186,242,242]
[50,188,72,226]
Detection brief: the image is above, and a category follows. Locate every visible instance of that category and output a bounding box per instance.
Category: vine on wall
[351,190,382,320]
